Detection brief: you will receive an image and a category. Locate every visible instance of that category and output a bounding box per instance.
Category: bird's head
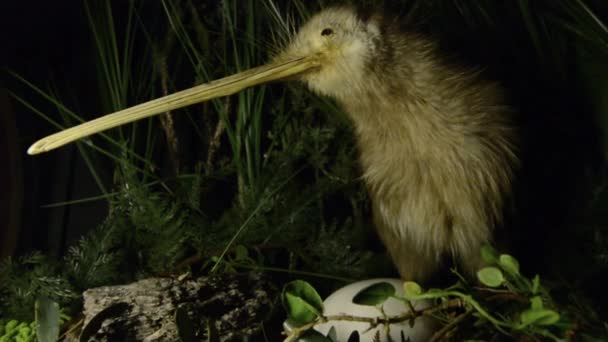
[276,6,381,98]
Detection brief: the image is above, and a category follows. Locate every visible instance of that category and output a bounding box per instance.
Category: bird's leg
[374,218,441,282]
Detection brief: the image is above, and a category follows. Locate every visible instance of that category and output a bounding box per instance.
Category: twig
[156,33,180,175]
[428,308,473,342]
[283,298,465,342]
[59,318,84,341]
[206,110,225,173]
[419,298,466,316]
[486,293,529,303]
[284,319,322,342]
[474,286,528,303]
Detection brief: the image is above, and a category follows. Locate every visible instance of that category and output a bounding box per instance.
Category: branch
[283,298,465,342]
[156,33,180,175]
[428,308,473,342]
[205,103,225,173]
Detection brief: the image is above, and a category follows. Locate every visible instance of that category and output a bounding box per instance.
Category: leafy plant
[0,320,36,342]
[282,247,607,341]
[0,253,76,322]
[0,303,69,342]
[283,280,324,324]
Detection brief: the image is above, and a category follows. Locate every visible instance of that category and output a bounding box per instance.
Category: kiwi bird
[276,7,518,280]
[28,6,518,281]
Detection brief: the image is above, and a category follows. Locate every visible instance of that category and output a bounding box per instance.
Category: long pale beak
[27,55,320,155]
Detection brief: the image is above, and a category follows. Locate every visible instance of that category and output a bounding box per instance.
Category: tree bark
[75,272,275,342]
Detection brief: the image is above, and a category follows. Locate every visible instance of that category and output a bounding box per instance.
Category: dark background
[1,1,109,258]
[2,0,608,282]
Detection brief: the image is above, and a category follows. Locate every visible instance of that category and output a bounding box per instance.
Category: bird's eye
[321,28,334,36]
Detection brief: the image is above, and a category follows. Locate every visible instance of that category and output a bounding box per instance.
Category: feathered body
[278,7,518,281]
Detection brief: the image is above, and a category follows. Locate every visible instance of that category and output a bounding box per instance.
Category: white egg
[313,278,438,342]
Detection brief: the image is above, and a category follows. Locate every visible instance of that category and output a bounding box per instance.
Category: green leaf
[520,309,560,327]
[35,297,60,342]
[5,320,18,332]
[403,281,423,297]
[282,280,323,324]
[480,245,499,264]
[530,296,543,310]
[284,292,321,324]
[352,282,395,306]
[477,267,505,287]
[531,275,540,294]
[498,254,520,275]
[234,245,248,260]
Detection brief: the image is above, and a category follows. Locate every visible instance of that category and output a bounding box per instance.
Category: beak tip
[27,142,44,155]
[24,55,322,156]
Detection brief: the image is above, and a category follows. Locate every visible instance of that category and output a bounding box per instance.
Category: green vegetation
[0,320,36,342]
[3,0,608,340]
[283,247,596,341]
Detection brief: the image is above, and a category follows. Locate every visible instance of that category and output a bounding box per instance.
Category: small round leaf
[530,296,543,310]
[234,245,248,260]
[498,254,520,275]
[531,275,540,294]
[520,309,560,327]
[282,280,324,324]
[284,293,321,324]
[403,281,423,297]
[480,245,499,264]
[477,267,505,287]
[353,282,395,306]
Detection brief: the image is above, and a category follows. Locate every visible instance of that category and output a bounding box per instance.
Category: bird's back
[340,23,518,280]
